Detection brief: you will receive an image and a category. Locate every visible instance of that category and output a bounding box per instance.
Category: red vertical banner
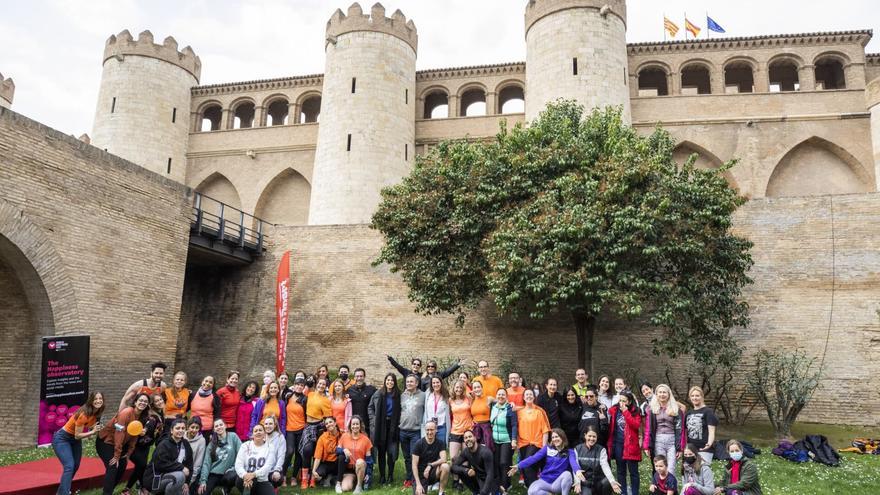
[275,251,291,375]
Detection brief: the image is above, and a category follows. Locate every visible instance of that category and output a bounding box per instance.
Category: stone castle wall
[0,108,192,447]
[175,194,880,426]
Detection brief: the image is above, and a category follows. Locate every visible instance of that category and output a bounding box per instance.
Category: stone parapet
[0,72,14,107]
[104,29,201,81]
[525,0,627,36]
[326,3,417,52]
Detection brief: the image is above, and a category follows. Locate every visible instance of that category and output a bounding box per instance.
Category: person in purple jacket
[509,428,579,495]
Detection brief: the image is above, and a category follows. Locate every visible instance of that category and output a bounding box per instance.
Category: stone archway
[0,201,79,447]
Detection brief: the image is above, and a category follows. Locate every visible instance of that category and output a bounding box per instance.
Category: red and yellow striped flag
[664,17,680,38]
[685,18,701,38]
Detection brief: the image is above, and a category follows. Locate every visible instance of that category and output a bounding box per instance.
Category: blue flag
[707,16,726,33]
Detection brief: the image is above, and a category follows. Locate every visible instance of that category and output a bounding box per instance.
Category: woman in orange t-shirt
[283,379,308,485]
[337,416,373,493]
[163,371,192,430]
[448,380,473,464]
[301,377,332,488]
[330,379,352,432]
[470,380,495,450]
[515,389,551,486]
[52,391,105,495]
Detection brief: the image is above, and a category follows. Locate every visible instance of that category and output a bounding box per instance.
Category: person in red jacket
[607,391,642,495]
[217,370,242,432]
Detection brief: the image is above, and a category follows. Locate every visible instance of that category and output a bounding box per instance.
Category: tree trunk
[573,311,597,378]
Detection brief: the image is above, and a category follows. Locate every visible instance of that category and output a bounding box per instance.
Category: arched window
[232,101,255,129]
[680,64,711,95]
[200,104,222,132]
[724,61,755,93]
[423,90,449,119]
[814,57,846,90]
[300,96,321,123]
[460,88,487,117]
[638,67,668,96]
[498,85,525,114]
[769,59,799,92]
[266,98,289,126]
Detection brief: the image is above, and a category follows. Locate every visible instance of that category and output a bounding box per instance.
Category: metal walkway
[188,193,267,265]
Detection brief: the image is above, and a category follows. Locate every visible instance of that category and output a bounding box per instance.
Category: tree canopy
[371,101,753,370]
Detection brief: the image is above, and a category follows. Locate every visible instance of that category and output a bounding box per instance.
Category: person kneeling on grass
[714,440,762,495]
[649,455,678,495]
[234,423,275,495]
[142,418,194,495]
[573,427,620,495]
[335,415,373,494]
[412,420,451,495]
[681,444,714,495]
[509,428,579,495]
[451,430,496,495]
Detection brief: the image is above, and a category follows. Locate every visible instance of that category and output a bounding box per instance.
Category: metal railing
[191,192,266,254]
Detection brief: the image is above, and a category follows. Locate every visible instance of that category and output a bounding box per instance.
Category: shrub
[747,349,822,438]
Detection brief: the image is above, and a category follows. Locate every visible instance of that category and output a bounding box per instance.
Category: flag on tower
[685,17,701,38]
[664,16,680,38]
[707,16,726,33]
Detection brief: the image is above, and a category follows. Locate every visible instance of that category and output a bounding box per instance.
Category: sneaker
[354,486,363,495]
[336,482,343,494]
[403,480,413,489]
[430,483,440,491]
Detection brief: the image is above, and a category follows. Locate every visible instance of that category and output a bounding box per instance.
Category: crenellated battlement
[525,0,627,36]
[326,2,418,52]
[0,72,14,106]
[103,29,201,81]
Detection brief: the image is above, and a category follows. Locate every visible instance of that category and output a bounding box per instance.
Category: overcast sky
[2,0,877,135]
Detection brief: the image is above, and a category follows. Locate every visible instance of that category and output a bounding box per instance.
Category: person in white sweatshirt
[235,424,275,495]
[261,415,287,488]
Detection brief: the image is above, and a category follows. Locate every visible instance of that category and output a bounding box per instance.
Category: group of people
[51,358,763,495]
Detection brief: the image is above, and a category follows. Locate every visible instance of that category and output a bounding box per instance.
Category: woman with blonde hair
[330,378,353,432]
[685,386,718,464]
[448,380,473,468]
[163,371,192,432]
[642,384,683,472]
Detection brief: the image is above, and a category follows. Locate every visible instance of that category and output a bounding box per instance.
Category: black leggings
[520,445,541,487]
[301,422,324,471]
[493,442,514,490]
[581,477,613,495]
[284,429,304,477]
[126,443,151,489]
[376,434,399,481]
[201,471,237,494]
[235,477,275,495]
[95,437,129,495]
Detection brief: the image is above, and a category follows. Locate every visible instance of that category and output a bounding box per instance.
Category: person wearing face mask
[680,444,714,495]
[536,377,563,429]
[573,427,620,495]
[338,365,353,390]
[142,418,194,495]
[607,391,642,495]
[451,430,496,495]
[715,440,761,495]
[217,371,241,433]
[261,370,277,396]
[508,429,579,495]
[577,387,609,448]
[96,392,151,495]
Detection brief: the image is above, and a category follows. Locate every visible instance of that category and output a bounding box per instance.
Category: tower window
[573,58,578,76]
[111,97,116,113]
[405,89,409,104]
[166,158,172,174]
[347,133,352,151]
[405,143,408,161]
[172,107,177,123]
[352,77,357,94]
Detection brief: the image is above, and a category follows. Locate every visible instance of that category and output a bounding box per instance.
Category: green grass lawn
[3,422,878,495]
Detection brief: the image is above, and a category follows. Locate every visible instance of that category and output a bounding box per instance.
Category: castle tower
[524,0,630,122]
[308,3,418,225]
[0,72,14,109]
[91,30,201,182]
[868,78,880,190]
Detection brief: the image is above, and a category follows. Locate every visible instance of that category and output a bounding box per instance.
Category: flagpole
[684,12,688,40]
[707,11,710,39]
[663,13,666,41]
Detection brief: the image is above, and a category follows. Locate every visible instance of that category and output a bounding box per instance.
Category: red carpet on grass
[0,456,132,495]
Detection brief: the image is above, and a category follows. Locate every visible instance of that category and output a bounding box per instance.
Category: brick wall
[176,194,880,426]
[0,108,192,446]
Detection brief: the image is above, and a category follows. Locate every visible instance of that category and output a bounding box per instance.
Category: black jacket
[387,356,461,391]
[558,401,583,446]
[578,404,609,447]
[348,383,377,425]
[144,436,194,485]
[368,387,401,445]
[536,392,563,428]
[451,445,496,495]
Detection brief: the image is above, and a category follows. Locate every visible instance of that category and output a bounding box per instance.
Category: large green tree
[371,102,753,372]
